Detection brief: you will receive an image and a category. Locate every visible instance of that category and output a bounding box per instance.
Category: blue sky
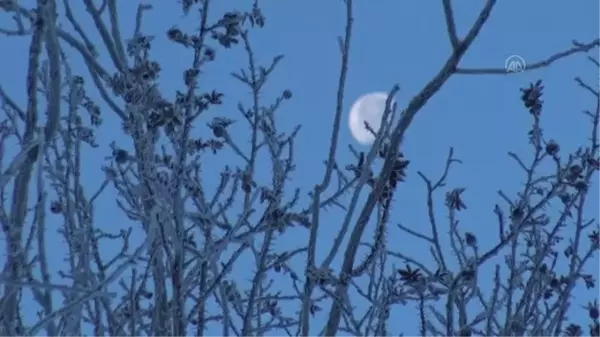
[0,0,598,335]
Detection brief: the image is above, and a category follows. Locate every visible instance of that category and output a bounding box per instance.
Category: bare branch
[456,39,600,75]
[441,0,460,50]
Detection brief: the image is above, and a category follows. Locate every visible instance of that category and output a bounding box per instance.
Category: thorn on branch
[545,139,560,156]
[564,324,583,337]
[445,188,467,211]
[520,79,544,117]
[465,232,477,248]
[113,148,129,164]
[397,264,422,284]
[458,326,472,337]
[166,27,191,47]
[241,170,255,193]
[588,231,599,250]
[566,164,583,182]
[586,300,599,320]
[590,323,599,337]
[209,117,235,138]
[50,200,62,214]
[282,89,292,100]
[510,205,524,222]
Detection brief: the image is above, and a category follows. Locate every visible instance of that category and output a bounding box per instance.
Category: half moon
[348,92,393,145]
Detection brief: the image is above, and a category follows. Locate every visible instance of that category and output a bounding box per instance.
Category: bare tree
[0,0,598,336]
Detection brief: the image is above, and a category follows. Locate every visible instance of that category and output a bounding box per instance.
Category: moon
[348,92,393,145]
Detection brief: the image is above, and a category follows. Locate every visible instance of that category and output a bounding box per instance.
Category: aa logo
[505,55,526,73]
